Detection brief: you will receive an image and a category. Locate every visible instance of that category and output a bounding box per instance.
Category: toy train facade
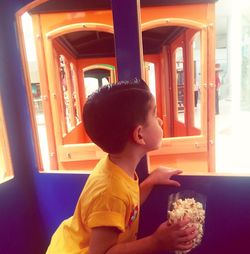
[16,0,216,173]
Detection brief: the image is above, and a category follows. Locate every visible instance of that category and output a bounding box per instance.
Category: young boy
[46,79,197,254]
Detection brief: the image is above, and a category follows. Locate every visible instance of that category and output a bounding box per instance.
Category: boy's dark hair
[83,78,153,154]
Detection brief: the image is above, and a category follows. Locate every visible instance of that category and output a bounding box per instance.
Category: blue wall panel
[139,175,250,254]
[0,1,45,253]
[0,1,89,253]
[34,173,89,250]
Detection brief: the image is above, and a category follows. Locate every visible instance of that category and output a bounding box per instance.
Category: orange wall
[63,124,85,144]
[149,152,208,173]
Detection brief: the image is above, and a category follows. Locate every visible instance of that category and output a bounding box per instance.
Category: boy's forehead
[148,97,156,111]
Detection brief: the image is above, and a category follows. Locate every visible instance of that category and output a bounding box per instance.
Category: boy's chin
[149,143,162,151]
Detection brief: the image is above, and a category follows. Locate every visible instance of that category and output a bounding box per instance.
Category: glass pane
[59,55,73,132]
[0,96,14,182]
[83,67,115,98]
[241,15,250,111]
[193,32,201,128]
[21,13,50,170]
[147,63,157,101]
[102,77,110,85]
[0,135,9,182]
[18,1,114,171]
[215,0,250,173]
[142,25,203,138]
[69,63,81,125]
[84,77,99,97]
[0,146,5,181]
[176,47,185,123]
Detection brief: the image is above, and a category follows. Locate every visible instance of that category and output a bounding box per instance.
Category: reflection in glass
[0,97,14,182]
[144,62,156,101]
[215,0,250,172]
[83,68,113,98]
[241,16,250,112]
[84,77,99,97]
[21,12,50,170]
[69,63,81,125]
[18,1,116,171]
[175,47,185,123]
[142,26,203,137]
[193,32,201,128]
[59,55,73,133]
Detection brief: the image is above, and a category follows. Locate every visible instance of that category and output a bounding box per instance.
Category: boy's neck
[109,148,144,179]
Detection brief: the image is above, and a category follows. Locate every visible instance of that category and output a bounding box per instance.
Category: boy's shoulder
[83,156,138,198]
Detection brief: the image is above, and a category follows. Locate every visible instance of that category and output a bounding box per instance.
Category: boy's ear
[133,125,146,145]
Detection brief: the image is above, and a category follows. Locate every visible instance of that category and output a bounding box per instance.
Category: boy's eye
[153,106,157,116]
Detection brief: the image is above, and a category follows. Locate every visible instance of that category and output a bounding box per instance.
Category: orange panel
[141,5,211,24]
[39,11,113,34]
[63,123,85,144]
[149,152,208,173]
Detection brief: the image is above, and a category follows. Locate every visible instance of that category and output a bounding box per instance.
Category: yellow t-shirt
[46,156,140,254]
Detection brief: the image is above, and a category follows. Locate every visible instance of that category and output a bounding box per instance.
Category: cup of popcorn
[167,190,206,254]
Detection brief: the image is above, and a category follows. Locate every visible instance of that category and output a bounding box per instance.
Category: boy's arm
[140,167,182,204]
[89,227,119,254]
[89,219,197,254]
[89,227,159,254]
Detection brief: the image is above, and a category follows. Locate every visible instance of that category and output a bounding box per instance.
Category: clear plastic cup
[167,190,207,254]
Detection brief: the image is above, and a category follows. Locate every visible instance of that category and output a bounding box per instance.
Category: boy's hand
[148,167,182,187]
[140,167,182,204]
[152,218,197,252]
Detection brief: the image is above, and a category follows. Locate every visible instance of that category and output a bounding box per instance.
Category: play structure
[17,0,216,173]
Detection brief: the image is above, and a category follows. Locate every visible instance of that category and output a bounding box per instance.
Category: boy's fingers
[178,228,197,241]
[173,217,190,228]
[176,242,194,251]
[167,180,181,187]
[168,169,183,176]
[158,167,183,175]
[174,169,183,175]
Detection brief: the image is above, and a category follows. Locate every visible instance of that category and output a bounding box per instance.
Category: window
[17,4,115,171]
[215,0,250,173]
[84,77,99,98]
[175,46,185,123]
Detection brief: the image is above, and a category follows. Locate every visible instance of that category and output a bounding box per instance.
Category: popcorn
[168,197,206,254]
